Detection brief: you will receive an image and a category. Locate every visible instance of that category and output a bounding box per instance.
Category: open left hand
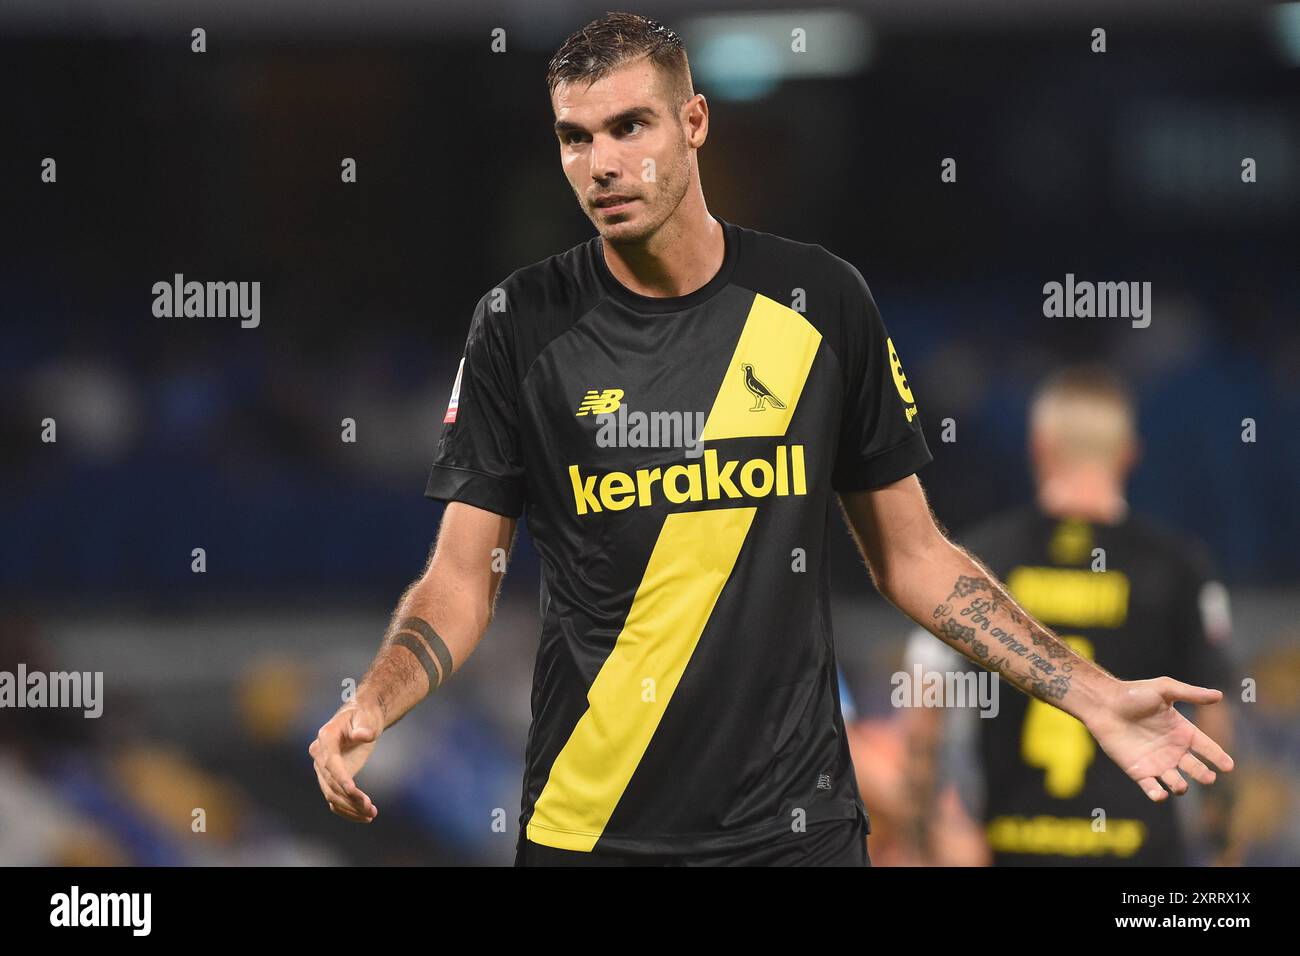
[1085,677,1234,803]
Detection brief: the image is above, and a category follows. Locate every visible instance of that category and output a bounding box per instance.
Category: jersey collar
[593,216,740,314]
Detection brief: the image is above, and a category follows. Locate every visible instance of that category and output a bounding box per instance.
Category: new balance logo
[576,388,624,416]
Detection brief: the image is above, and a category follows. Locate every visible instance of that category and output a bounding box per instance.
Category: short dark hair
[546,12,693,109]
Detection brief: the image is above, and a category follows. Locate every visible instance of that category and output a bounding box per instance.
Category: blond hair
[1030,365,1136,464]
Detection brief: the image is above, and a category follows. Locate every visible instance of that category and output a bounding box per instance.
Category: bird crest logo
[741,363,785,412]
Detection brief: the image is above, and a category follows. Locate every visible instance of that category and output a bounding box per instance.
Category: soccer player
[899,367,1236,866]
[309,13,1233,866]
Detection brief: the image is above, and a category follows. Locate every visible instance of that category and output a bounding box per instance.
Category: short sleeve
[831,265,933,491]
[424,290,527,517]
[1175,545,1234,690]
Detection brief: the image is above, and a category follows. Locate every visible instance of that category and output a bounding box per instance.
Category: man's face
[552,58,695,245]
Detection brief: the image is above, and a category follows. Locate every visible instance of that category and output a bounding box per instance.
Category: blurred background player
[898,365,1237,866]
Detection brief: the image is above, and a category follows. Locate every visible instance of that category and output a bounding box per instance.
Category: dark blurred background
[1,0,1297,865]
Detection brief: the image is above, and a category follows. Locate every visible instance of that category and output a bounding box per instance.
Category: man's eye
[620,121,644,135]
[562,132,587,145]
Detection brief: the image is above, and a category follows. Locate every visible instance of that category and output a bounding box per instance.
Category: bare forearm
[841,481,1232,806]
[880,537,1117,723]
[353,505,515,727]
[356,560,499,728]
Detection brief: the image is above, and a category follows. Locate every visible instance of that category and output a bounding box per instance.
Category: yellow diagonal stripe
[700,293,822,441]
[526,506,757,851]
[526,293,816,851]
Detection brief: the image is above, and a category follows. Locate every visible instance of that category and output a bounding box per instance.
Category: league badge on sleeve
[443,357,464,424]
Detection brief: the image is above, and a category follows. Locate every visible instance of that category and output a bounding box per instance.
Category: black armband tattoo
[393,617,454,691]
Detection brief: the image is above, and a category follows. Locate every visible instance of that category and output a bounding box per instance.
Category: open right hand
[309,702,384,823]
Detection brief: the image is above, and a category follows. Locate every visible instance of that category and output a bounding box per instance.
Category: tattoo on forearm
[393,633,441,691]
[932,574,1074,702]
[392,616,454,693]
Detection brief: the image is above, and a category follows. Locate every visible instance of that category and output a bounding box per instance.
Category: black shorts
[515,815,872,867]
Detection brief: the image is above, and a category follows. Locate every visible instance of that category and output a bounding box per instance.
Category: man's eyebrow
[554,105,658,136]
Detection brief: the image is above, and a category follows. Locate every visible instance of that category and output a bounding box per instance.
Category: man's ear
[684,93,709,147]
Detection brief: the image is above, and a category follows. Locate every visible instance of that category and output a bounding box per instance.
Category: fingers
[314,756,356,808]
[1178,751,1216,786]
[327,798,374,823]
[322,753,377,819]
[1157,677,1222,706]
[308,737,344,802]
[1191,728,1235,773]
[1160,767,1189,796]
[313,763,373,823]
[320,769,376,821]
[311,747,359,810]
[309,725,378,822]
[1137,776,1168,803]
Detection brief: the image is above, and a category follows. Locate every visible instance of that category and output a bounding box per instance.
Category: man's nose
[588,134,620,181]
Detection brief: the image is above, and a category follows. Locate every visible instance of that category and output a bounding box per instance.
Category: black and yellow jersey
[425,217,931,854]
[936,507,1233,865]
